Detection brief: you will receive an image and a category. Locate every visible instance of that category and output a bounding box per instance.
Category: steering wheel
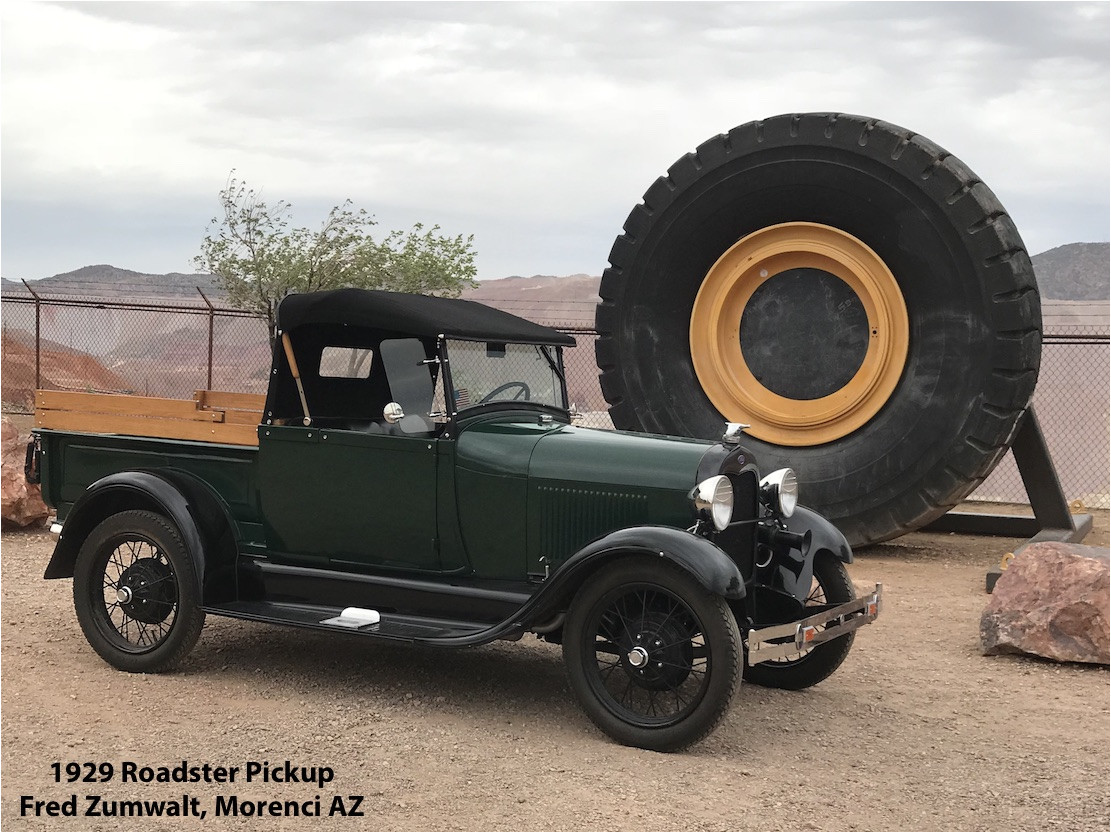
[478,381,531,404]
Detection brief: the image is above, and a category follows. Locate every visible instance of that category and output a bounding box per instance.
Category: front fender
[518,525,745,629]
[786,505,853,564]
[570,526,746,598]
[769,505,854,600]
[44,470,239,604]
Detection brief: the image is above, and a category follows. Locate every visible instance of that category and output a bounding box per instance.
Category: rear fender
[521,525,745,628]
[44,470,239,605]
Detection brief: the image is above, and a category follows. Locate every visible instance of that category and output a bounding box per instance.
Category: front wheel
[563,558,741,751]
[73,509,205,673]
[744,553,855,690]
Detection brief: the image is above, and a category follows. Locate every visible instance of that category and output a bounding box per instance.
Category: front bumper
[745,583,883,665]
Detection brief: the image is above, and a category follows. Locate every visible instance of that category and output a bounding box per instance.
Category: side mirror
[383,402,405,424]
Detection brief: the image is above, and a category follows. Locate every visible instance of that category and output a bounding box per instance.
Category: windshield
[446,340,566,411]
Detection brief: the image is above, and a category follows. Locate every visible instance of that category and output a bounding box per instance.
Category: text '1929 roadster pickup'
[28,288,881,751]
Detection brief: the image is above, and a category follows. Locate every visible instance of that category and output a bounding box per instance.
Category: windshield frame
[439,336,570,419]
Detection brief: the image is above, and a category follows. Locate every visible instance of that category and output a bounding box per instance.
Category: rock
[980,542,1110,665]
[1,417,49,527]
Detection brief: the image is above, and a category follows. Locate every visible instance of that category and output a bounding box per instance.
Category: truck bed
[33,390,265,534]
[35,389,264,446]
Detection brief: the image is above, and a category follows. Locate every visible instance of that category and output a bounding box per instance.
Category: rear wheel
[563,559,741,751]
[73,510,204,673]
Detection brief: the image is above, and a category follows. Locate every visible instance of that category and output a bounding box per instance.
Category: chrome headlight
[760,468,798,518]
[690,475,734,531]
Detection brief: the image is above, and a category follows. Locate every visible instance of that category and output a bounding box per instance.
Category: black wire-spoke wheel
[106,545,178,644]
[564,559,740,751]
[73,510,204,673]
[593,587,708,721]
[744,553,855,690]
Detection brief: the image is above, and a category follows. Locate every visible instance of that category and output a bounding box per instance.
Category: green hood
[526,425,713,564]
[452,418,715,573]
[529,424,712,491]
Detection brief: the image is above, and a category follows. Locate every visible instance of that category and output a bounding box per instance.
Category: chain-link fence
[2,289,1108,509]
[1,290,270,411]
[971,324,1110,509]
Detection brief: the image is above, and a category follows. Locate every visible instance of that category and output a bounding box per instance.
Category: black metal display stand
[923,407,1095,591]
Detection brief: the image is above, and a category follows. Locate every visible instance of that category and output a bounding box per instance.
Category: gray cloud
[3,1,1107,280]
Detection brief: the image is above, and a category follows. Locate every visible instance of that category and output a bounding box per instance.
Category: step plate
[205,600,491,643]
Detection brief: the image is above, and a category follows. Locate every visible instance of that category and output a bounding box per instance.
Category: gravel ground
[2,507,1108,832]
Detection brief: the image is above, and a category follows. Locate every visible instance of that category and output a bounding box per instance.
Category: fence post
[21,280,41,391]
[198,287,215,391]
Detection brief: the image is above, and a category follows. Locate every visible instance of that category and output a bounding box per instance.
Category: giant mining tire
[595,113,1041,546]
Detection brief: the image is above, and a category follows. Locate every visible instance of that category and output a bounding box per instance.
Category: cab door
[258,425,439,570]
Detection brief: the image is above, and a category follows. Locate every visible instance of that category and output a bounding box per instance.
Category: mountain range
[0,264,223,299]
[1,243,1107,313]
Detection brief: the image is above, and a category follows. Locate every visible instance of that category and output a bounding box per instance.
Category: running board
[204,600,515,645]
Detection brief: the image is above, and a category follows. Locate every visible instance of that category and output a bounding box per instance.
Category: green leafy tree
[195,173,478,343]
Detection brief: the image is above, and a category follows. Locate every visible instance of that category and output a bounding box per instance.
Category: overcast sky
[2,1,1108,282]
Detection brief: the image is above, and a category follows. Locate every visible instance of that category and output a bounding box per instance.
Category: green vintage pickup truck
[28,288,880,751]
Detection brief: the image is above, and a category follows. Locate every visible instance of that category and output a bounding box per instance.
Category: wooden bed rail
[35,390,265,446]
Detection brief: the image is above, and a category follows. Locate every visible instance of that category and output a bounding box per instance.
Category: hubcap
[616,615,696,691]
[115,557,175,625]
[689,222,909,446]
[627,646,649,668]
[589,587,711,726]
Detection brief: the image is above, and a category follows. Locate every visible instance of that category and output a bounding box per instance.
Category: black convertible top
[277,288,576,347]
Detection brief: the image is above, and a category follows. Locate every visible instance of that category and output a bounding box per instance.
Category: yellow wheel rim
[689,222,909,446]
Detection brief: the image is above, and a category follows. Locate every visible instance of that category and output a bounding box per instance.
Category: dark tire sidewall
[597,114,1041,545]
[73,509,204,673]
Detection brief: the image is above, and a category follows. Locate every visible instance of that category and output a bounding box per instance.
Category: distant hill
[1030,243,1109,300]
[463,273,601,327]
[1,265,221,300]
